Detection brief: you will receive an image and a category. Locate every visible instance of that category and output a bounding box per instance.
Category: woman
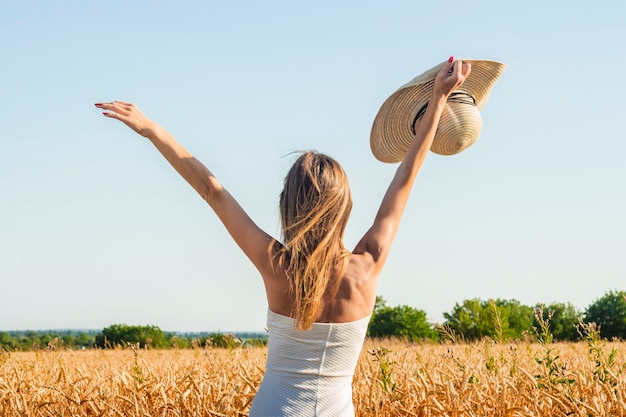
[95,57,471,416]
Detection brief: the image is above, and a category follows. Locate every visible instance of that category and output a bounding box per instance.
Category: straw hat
[370,59,506,162]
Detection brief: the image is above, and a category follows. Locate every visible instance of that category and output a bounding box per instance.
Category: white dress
[249,309,371,416]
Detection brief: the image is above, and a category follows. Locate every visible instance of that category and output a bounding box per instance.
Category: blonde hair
[278,152,352,330]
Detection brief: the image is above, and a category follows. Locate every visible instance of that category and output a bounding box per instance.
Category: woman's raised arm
[354,58,471,276]
[95,101,277,277]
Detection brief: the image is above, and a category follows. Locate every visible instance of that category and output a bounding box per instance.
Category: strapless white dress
[249,309,371,416]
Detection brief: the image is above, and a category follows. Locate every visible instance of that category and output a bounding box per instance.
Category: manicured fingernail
[95,103,102,107]
[448,56,454,63]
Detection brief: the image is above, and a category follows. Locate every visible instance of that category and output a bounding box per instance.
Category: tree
[0,332,19,351]
[75,332,95,348]
[492,299,534,341]
[443,298,534,342]
[95,324,168,349]
[534,302,581,341]
[368,297,438,341]
[443,298,492,341]
[584,290,626,339]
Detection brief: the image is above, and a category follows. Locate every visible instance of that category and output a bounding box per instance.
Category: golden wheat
[0,340,624,416]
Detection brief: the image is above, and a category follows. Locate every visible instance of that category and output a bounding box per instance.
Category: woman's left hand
[433,57,471,98]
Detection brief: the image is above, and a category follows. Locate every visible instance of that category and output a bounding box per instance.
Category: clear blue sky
[1,1,624,332]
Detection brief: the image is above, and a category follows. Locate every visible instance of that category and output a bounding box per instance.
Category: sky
[1,1,624,333]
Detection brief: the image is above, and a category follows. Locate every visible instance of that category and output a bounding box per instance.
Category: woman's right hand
[95,101,159,138]
[433,57,471,98]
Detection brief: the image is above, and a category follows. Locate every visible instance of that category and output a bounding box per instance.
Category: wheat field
[0,338,624,416]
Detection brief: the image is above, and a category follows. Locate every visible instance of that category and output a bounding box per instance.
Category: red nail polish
[448,56,454,63]
[95,103,102,107]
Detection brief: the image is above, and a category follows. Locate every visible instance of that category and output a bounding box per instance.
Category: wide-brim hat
[370,59,506,162]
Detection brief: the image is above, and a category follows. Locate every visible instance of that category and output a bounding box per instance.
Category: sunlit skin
[95,58,470,325]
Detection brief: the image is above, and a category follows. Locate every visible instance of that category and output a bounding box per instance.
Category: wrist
[430,92,448,107]
[427,94,448,118]
[143,123,163,140]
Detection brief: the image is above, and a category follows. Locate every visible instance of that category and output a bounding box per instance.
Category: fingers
[451,59,461,74]
[102,111,119,119]
[95,101,138,118]
[443,59,455,77]
[442,58,471,85]
[453,59,471,80]
[94,100,155,137]
[461,61,471,78]
[433,57,471,98]
[95,101,131,112]
[445,59,463,79]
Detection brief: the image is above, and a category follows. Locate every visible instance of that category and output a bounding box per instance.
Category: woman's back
[263,253,378,324]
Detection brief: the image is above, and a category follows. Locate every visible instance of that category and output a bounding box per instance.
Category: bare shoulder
[258,242,293,316]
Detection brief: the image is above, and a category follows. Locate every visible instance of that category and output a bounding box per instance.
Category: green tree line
[0,329,98,351]
[0,327,267,351]
[369,289,626,342]
[2,289,624,351]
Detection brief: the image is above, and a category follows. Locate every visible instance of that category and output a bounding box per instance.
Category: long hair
[277,151,352,330]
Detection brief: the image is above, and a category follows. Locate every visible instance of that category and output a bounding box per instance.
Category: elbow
[200,177,224,206]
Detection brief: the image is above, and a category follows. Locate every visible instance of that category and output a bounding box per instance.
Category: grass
[1,338,625,416]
